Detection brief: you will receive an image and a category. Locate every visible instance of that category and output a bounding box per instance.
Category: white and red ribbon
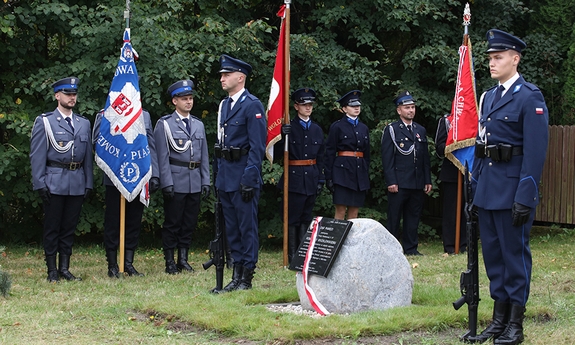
[302,216,330,316]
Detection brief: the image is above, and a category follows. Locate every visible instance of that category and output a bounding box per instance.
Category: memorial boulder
[295,218,413,314]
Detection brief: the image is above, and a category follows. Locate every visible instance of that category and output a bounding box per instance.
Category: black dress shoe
[405,251,423,256]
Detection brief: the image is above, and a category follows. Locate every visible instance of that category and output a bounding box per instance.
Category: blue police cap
[219,54,252,76]
[52,77,79,94]
[486,29,526,53]
[394,90,415,106]
[167,80,194,98]
[337,90,361,107]
[291,88,316,104]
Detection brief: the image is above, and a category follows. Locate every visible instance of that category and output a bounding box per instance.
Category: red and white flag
[265,5,288,163]
[445,37,479,173]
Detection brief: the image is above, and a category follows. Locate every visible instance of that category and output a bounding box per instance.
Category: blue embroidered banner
[95,28,151,202]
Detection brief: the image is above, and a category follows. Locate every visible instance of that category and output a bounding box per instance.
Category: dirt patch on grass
[128,309,466,344]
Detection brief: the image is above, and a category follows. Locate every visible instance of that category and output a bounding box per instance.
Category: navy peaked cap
[337,90,362,107]
[52,77,79,94]
[167,80,194,97]
[486,29,526,53]
[219,54,252,75]
[291,88,316,104]
[394,90,415,106]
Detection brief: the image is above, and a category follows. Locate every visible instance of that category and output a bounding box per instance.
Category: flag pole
[282,0,291,267]
[455,4,472,254]
[118,0,131,273]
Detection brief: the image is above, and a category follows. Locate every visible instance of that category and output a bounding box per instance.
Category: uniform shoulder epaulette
[523,82,540,92]
[246,93,260,101]
[160,114,172,120]
[76,114,89,120]
[485,85,497,92]
[190,115,202,122]
[41,112,54,117]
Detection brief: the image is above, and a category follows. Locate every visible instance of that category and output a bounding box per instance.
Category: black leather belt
[487,146,523,157]
[47,161,83,170]
[169,158,201,169]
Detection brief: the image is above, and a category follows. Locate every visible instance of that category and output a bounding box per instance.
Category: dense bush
[1,0,569,243]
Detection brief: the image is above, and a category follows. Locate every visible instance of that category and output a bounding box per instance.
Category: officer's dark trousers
[387,188,424,254]
[103,185,143,251]
[441,181,467,253]
[478,207,534,306]
[285,192,317,226]
[219,188,260,270]
[43,194,83,256]
[162,192,200,250]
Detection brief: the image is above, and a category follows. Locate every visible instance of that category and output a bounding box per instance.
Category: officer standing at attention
[468,29,548,345]
[29,77,93,282]
[93,105,160,278]
[215,55,266,291]
[154,80,210,274]
[381,91,432,256]
[324,90,370,220]
[435,113,467,254]
[278,88,325,263]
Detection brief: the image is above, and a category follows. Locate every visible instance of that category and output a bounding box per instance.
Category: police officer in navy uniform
[325,90,370,220]
[30,77,93,282]
[381,91,432,256]
[468,29,548,345]
[93,105,159,278]
[154,80,210,274]
[215,55,266,291]
[277,88,325,263]
[435,113,467,254]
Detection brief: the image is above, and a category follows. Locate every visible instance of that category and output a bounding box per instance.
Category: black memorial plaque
[288,217,353,277]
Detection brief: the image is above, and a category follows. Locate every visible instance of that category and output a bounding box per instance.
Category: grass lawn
[0,225,574,344]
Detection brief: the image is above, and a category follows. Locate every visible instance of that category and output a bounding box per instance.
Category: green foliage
[0,0,571,242]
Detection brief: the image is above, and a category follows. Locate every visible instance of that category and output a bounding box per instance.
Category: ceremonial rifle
[453,162,480,341]
[202,156,230,293]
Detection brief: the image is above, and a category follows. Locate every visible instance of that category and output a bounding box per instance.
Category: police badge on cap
[394,90,415,106]
[167,80,194,98]
[291,88,316,104]
[52,77,79,94]
[337,90,362,107]
[486,29,526,53]
[219,54,252,76]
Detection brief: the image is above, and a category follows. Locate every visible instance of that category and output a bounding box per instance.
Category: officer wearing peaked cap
[381,90,432,256]
[467,30,548,345]
[154,79,210,275]
[216,54,266,291]
[30,77,93,283]
[325,90,370,220]
[276,88,325,263]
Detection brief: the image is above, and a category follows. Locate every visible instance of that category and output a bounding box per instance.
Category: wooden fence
[536,125,575,225]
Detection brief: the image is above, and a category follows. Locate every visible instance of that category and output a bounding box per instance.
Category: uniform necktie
[222,97,232,121]
[65,117,74,133]
[347,117,358,127]
[407,124,414,139]
[182,118,190,133]
[492,85,505,107]
[299,119,310,130]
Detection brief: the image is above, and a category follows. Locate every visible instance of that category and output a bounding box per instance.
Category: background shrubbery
[1,0,572,244]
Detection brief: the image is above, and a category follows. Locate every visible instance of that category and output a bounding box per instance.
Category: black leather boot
[164,249,179,275]
[176,248,194,272]
[494,304,525,345]
[465,301,510,343]
[45,255,59,283]
[106,250,120,278]
[298,223,309,245]
[222,264,243,292]
[287,225,298,263]
[58,254,81,281]
[124,249,144,276]
[236,266,255,290]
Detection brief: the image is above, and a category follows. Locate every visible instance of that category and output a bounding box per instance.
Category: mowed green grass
[0,226,574,345]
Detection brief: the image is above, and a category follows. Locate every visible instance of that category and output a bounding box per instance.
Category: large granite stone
[296,218,413,314]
